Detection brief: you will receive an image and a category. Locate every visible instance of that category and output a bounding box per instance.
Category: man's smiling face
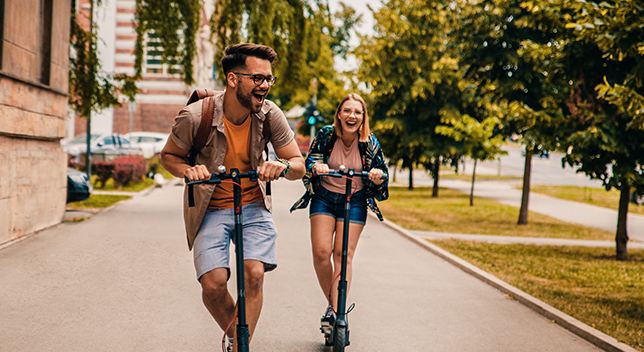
[235,56,272,114]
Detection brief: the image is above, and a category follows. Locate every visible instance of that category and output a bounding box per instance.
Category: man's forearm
[160,152,190,179]
[284,157,305,180]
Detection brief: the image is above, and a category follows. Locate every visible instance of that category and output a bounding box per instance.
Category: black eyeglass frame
[232,72,277,86]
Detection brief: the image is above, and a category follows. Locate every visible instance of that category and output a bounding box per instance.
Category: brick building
[0,0,71,245]
[70,0,221,138]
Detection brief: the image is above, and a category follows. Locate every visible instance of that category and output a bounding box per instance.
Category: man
[161,43,305,351]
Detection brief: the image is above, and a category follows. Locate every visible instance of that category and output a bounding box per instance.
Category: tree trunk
[470,159,477,206]
[392,165,397,183]
[408,166,414,190]
[616,181,630,261]
[432,159,440,197]
[518,147,533,225]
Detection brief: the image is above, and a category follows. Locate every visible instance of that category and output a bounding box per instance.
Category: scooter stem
[232,168,250,352]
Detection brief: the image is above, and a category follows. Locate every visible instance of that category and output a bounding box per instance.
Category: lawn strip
[380,186,614,241]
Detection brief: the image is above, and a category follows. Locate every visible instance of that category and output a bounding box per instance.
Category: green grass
[530,185,644,215]
[66,194,131,210]
[91,176,154,192]
[380,186,614,240]
[432,239,644,350]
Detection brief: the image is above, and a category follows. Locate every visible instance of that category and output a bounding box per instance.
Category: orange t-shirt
[209,115,263,209]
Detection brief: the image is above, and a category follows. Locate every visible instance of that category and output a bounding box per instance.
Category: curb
[375,214,640,352]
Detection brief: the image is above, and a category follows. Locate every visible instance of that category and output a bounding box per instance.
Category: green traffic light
[308,116,316,125]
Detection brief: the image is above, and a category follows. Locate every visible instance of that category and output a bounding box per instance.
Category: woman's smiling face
[338,99,364,136]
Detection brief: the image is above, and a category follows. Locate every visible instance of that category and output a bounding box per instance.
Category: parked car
[127,132,169,158]
[67,168,92,203]
[62,133,143,158]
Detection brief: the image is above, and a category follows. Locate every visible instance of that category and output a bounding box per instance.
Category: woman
[290,93,389,332]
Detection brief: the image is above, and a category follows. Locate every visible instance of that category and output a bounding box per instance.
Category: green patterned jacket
[290,125,389,221]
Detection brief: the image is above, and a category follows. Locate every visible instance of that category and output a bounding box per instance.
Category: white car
[127,132,169,158]
[62,133,142,157]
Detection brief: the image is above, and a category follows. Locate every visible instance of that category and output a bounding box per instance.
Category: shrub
[92,161,115,188]
[111,156,147,188]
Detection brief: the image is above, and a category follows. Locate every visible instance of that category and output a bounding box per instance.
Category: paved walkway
[1,181,626,352]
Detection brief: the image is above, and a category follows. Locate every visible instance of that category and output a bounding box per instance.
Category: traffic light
[305,104,320,125]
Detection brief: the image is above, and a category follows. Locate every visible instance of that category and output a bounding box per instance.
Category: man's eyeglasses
[233,72,277,86]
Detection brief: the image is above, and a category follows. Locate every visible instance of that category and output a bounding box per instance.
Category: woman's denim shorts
[309,186,367,225]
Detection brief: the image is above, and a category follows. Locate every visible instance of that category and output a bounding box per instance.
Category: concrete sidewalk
[2,176,640,351]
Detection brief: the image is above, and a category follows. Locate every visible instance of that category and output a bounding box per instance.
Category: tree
[517,0,644,260]
[523,0,644,260]
[356,0,464,192]
[436,86,507,205]
[452,0,561,224]
[70,0,137,177]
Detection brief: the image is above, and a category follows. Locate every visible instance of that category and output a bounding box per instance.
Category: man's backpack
[185,89,273,207]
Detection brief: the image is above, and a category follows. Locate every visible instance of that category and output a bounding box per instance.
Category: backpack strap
[263,116,273,196]
[187,95,215,207]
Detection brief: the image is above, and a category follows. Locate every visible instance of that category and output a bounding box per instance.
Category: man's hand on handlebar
[183,164,210,182]
[258,160,286,182]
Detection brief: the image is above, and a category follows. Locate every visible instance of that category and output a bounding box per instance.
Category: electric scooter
[187,166,276,352]
[317,165,388,352]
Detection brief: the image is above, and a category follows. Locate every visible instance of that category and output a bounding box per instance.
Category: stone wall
[0,0,70,245]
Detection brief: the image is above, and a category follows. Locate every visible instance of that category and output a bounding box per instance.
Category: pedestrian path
[2,179,637,351]
[391,172,644,244]
[411,230,644,249]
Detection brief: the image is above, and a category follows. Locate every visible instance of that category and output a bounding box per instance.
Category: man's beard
[236,83,264,114]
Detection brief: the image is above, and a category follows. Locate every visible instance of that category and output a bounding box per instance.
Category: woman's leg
[329,221,365,311]
[310,214,339,304]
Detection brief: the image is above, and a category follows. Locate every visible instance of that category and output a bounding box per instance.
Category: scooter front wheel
[333,325,348,352]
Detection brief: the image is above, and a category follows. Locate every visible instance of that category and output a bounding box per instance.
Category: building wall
[0,0,71,245]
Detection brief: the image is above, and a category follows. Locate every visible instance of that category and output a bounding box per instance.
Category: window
[40,0,53,85]
[0,0,4,70]
[144,32,183,76]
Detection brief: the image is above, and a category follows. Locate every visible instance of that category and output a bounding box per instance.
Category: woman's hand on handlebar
[183,164,210,182]
[312,163,329,175]
[258,160,286,182]
[368,168,385,185]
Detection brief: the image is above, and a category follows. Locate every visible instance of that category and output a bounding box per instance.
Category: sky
[327,0,383,72]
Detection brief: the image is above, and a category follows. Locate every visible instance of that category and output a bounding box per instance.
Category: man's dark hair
[221,43,278,76]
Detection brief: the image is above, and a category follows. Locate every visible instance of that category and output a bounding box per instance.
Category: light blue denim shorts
[193,201,277,280]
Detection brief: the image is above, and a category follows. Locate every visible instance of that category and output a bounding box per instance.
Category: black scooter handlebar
[186,167,285,185]
[317,166,388,181]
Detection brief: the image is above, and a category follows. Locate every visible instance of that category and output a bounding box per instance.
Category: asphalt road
[0,180,605,351]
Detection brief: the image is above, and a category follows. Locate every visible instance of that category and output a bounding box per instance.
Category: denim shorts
[193,201,277,280]
[309,186,368,225]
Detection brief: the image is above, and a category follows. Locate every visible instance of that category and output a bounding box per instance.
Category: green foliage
[134,0,200,84]
[69,1,138,118]
[207,0,359,131]
[356,0,465,179]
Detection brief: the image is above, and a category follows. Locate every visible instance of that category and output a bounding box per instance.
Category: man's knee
[200,269,229,301]
[244,261,265,292]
